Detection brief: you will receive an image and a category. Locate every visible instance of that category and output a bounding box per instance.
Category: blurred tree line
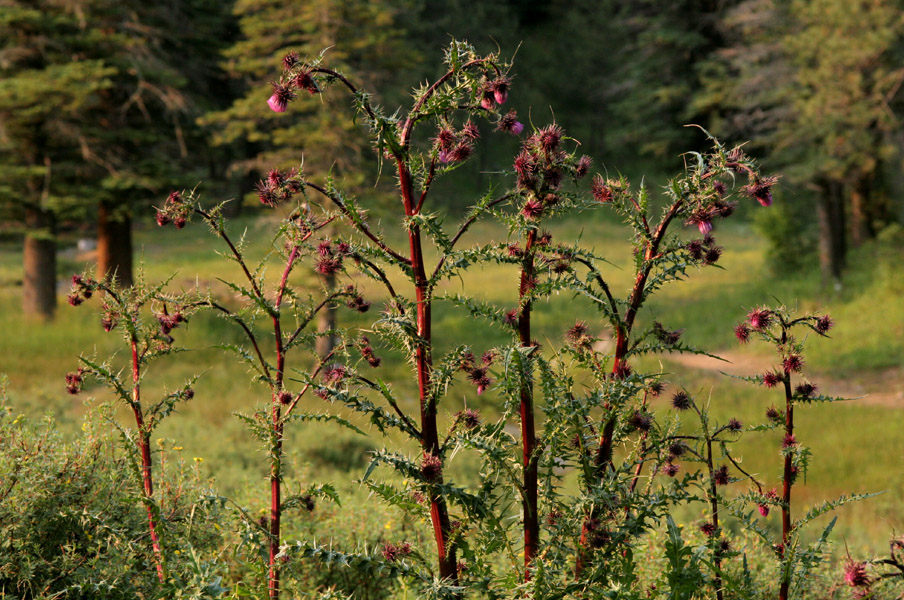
[2,0,902,319]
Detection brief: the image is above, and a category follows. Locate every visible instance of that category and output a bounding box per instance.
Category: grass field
[1,205,902,561]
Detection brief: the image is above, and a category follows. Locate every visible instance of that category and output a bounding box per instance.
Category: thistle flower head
[747,307,772,330]
[490,76,510,104]
[421,453,443,481]
[457,408,480,429]
[461,120,480,140]
[591,174,613,203]
[671,390,692,411]
[783,353,804,373]
[766,406,783,423]
[575,155,592,178]
[743,175,778,207]
[700,522,717,537]
[713,465,730,486]
[268,82,295,113]
[662,461,680,477]
[844,560,870,588]
[735,323,751,343]
[628,411,653,432]
[293,70,318,94]
[712,180,726,196]
[282,51,300,71]
[434,127,456,151]
[795,382,817,398]
[815,314,834,335]
[727,418,742,432]
[762,371,783,388]
[782,433,797,448]
[668,441,686,457]
[521,198,544,220]
[537,124,563,153]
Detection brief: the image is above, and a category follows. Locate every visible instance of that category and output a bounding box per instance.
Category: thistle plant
[156,189,361,599]
[733,306,873,600]
[249,41,783,598]
[65,270,200,582]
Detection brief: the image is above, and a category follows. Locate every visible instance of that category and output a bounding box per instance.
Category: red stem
[130,338,165,582]
[268,245,298,600]
[518,229,539,578]
[779,369,794,600]
[398,159,458,582]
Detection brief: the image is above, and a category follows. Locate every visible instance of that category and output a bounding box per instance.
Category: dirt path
[664,350,904,409]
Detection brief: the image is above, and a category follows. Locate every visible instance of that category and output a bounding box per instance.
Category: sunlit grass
[0,209,901,557]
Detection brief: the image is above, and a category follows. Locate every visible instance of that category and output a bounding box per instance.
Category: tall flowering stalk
[156,188,358,599]
[259,41,520,586]
[66,273,199,582]
[734,306,871,600]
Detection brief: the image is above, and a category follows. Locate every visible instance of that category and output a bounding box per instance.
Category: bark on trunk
[848,176,871,248]
[816,181,845,288]
[23,207,56,320]
[97,202,133,288]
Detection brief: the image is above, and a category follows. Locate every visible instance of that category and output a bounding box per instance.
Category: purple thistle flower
[700,522,717,537]
[783,353,804,373]
[434,128,456,151]
[727,418,742,431]
[267,82,295,113]
[743,175,778,207]
[293,70,318,94]
[521,198,544,220]
[457,408,480,429]
[782,433,797,448]
[591,175,613,203]
[628,411,653,432]
[735,323,751,343]
[449,141,473,163]
[766,406,783,423]
[815,315,834,335]
[421,453,443,481]
[461,120,480,140]
[480,91,495,110]
[844,560,870,588]
[497,110,523,135]
[491,77,510,104]
[282,51,300,71]
[503,308,519,327]
[762,371,783,388]
[712,180,726,196]
[662,461,680,477]
[703,245,722,265]
[747,308,772,331]
[575,155,592,178]
[537,124,563,153]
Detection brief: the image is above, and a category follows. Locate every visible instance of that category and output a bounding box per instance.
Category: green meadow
[1,205,902,561]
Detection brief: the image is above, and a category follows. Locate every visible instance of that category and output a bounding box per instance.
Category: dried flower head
[662,461,680,477]
[713,465,730,486]
[671,390,692,411]
[795,382,817,398]
[727,418,742,432]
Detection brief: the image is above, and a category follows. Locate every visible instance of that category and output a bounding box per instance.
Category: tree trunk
[315,271,337,357]
[23,207,57,320]
[848,176,871,248]
[97,202,133,288]
[816,180,845,288]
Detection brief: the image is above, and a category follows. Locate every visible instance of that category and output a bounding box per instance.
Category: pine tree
[698,0,904,282]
